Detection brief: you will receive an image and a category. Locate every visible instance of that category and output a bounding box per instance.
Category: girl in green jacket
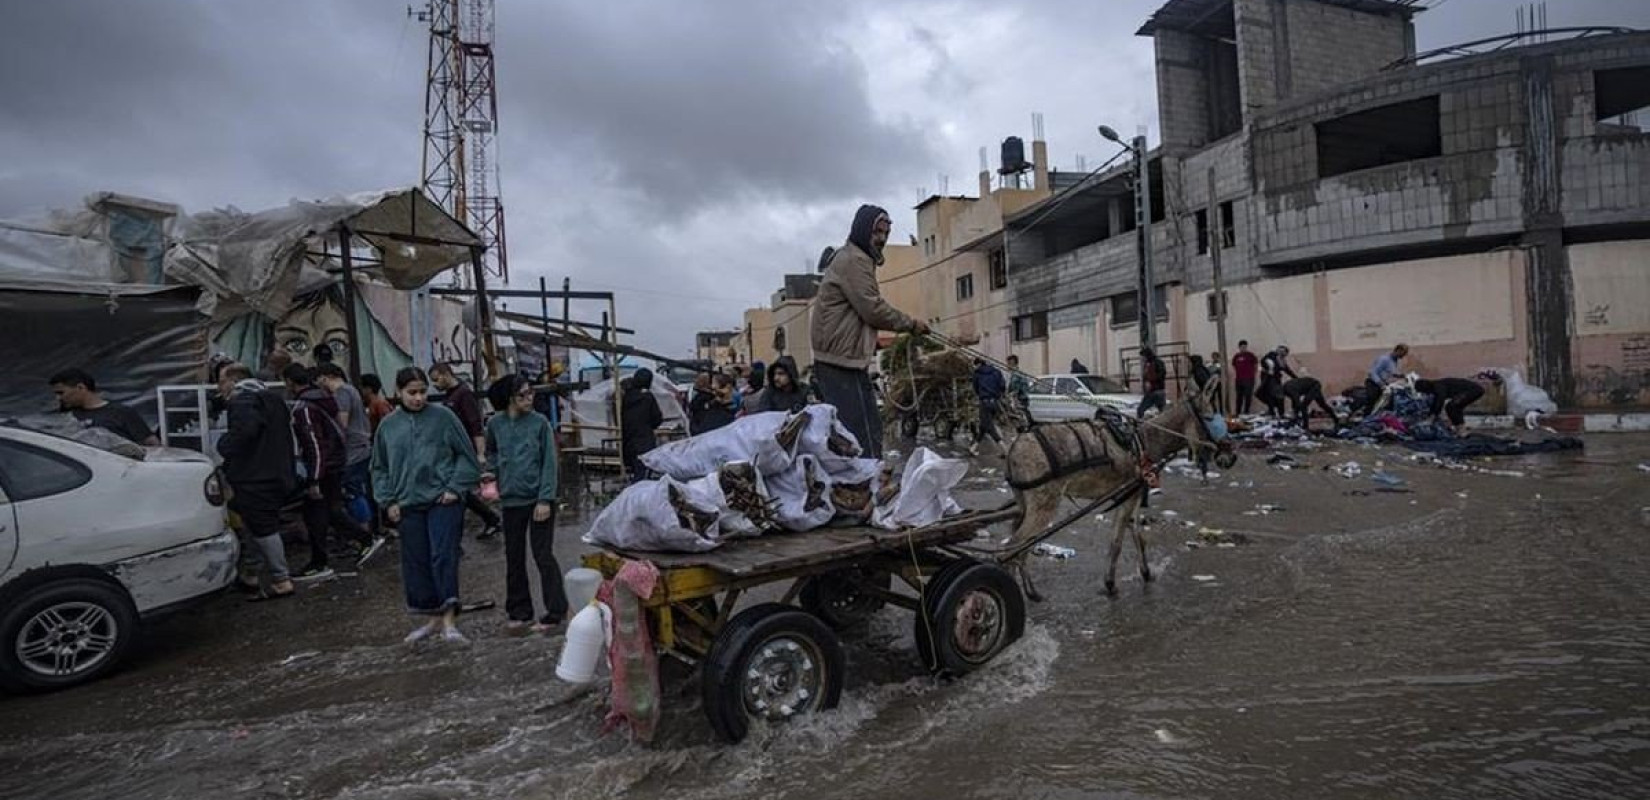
[371,367,481,644]
[484,375,566,635]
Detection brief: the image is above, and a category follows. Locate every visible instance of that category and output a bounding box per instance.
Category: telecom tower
[415,0,507,286]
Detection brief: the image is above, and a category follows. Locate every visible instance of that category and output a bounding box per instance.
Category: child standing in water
[484,375,568,635]
[371,367,481,644]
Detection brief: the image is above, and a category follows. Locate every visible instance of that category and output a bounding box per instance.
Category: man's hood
[298,385,340,414]
[846,204,890,266]
[767,356,800,391]
[631,368,654,391]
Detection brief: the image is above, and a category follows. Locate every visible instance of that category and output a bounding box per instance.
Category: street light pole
[1132,135,1155,352]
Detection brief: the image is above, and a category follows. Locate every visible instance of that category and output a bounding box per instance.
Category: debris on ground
[1370,471,1406,488]
[1328,461,1363,479]
[1254,504,1285,514]
[1191,574,1218,582]
[1637,462,1650,473]
[1032,543,1077,560]
[280,651,321,667]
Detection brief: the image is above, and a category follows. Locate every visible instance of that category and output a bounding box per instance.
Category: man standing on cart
[809,204,928,458]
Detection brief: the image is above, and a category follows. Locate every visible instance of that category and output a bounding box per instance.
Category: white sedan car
[0,423,238,692]
[1025,373,1143,423]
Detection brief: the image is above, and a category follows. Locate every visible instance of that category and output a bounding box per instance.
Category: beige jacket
[809,242,916,371]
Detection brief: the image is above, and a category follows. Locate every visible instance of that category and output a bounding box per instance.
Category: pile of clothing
[584,404,967,553]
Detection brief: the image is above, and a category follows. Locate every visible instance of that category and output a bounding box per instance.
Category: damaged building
[892,0,1650,407]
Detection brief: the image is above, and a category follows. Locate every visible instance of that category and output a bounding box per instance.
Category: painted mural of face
[275,297,350,371]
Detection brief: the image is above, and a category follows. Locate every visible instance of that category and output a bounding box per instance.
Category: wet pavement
[3,433,1649,799]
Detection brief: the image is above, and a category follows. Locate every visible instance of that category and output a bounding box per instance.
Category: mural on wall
[214,282,412,377]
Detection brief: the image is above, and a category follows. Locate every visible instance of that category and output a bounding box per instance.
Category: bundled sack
[583,476,724,553]
[820,455,884,521]
[641,409,811,479]
[792,404,863,459]
[873,447,966,530]
[680,461,780,538]
[1490,368,1558,427]
[764,454,837,531]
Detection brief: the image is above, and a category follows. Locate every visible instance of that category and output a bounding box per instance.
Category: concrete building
[694,329,740,366]
[738,271,831,370]
[924,0,1649,407]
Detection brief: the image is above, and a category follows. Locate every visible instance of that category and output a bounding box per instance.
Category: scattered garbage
[1032,543,1077,560]
[1328,461,1363,479]
[1370,471,1406,488]
[1155,728,1180,744]
[1191,574,1218,582]
[1267,453,1299,470]
[1162,510,1180,518]
[1637,463,1650,473]
[1476,468,1526,478]
[1455,491,1469,499]
[280,651,320,667]
[1254,504,1285,515]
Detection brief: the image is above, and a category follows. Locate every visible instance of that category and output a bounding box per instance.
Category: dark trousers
[1360,378,1385,417]
[464,491,501,530]
[502,504,567,623]
[1236,381,1255,415]
[399,502,464,615]
[1291,388,1338,428]
[1442,385,1485,426]
[975,402,1003,444]
[1258,378,1286,417]
[344,459,377,534]
[1137,390,1167,419]
[301,471,365,568]
[815,362,882,459]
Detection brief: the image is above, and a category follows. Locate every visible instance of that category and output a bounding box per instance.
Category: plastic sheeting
[0,283,206,424]
[872,447,967,530]
[568,375,688,451]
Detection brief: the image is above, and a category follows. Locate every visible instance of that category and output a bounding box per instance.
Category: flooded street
[3,434,1649,800]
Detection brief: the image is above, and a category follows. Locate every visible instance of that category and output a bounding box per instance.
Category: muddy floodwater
[3,434,1649,799]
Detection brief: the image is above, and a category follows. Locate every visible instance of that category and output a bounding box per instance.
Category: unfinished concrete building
[977,0,1649,407]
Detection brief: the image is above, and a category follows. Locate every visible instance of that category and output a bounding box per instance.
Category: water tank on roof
[999,136,1029,174]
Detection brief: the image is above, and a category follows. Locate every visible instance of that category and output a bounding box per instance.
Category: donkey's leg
[1129,492,1154,584]
[1104,492,1139,597]
[1008,484,1063,603]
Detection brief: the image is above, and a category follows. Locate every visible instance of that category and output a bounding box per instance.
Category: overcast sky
[3,0,1646,357]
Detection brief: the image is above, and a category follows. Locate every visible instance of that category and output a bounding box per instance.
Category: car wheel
[0,578,139,693]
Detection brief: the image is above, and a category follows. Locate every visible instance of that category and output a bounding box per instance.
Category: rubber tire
[913,563,1026,677]
[0,578,139,693]
[700,603,845,744]
[799,568,892,631]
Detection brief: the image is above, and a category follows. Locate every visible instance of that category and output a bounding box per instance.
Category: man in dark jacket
[1415,376,1490,431]
[695,373,739,434]
[620,368,664,481]
[1282,376,1340,431]
[284,364,351,580]
[809,204,929,458]
[216,364,295,599]
[1258,345,1297,418]
[970,359,1007,456]
[1137,347,1168,419]
[748,356,808,415]
[430,362,503,538]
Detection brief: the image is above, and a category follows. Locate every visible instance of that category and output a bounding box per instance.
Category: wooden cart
[581,504,1025,743]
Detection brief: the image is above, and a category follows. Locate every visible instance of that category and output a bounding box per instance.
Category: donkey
[1003,379,1229,599]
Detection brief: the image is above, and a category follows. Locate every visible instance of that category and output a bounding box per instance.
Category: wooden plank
[600,505,1021,579]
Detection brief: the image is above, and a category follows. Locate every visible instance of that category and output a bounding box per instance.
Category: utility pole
[1207,167,1229,416]
[1133,134,1156,352]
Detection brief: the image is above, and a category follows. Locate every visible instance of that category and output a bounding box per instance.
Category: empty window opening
[1595,66,1650,133]
[988,249,1008,289]
[1219,201,1235,249]
[1194,210,1210,255]
[1315,95,1441,178]
[956,273,974,302]
[1109,288,1169,329]
[1012,312,1048,341]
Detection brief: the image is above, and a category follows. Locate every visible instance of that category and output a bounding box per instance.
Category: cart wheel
[914,563,1025,676]
[799,567,891,630]
[701,603,845,744]
[900,414,920,440]
[935,417,956,440]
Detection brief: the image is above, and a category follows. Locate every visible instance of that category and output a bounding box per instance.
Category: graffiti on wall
[214,283,412,378]
[1576,335,1650,406]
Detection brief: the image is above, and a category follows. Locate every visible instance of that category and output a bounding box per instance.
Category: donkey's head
[1168,377,1237,469]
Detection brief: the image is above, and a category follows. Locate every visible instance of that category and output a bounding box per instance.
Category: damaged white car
[0,423,237,692]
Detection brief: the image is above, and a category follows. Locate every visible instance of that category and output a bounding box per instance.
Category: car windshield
[1076,375,1128,394]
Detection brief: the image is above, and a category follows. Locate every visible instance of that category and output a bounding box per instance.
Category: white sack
[764,454,837,531]
[793,403,862,459]
[873,447,967,530]
[1493,368,1558,419]
[641,411,798,478]
[681,464,771,539]
[582,476,722,553]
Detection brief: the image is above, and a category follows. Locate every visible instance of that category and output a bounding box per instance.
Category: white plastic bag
[583,476,722,553]
[680,465,773,538]
[764,454,837,531]
[640,411,799,478]
[1493,368,1557,422]
[793,403,862,459]
[873,447,967,530]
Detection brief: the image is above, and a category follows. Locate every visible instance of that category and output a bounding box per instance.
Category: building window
[1012,312,1048,341]
[1219,201,1235,249]
[1194,210,1209,255]
[1315,95,1441,178]
[956,273,974,301]
[1595,66,1650,132]
[1206,290,1228,320]
[1110,289,1168,329]
[988,249,1008,289]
